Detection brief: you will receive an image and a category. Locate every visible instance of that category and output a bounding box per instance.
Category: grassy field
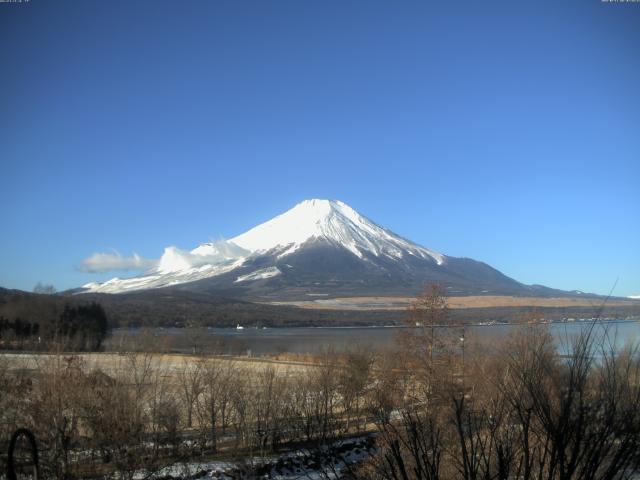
[269,294,640,310]
[0,351,316,377]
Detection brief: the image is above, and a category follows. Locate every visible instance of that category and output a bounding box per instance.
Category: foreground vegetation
[1,286,639,479]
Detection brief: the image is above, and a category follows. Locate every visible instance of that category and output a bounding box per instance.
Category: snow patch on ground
[131,461,235,480]
[126,436,375,480]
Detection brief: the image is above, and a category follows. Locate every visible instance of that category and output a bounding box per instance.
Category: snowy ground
[124,436,376,480]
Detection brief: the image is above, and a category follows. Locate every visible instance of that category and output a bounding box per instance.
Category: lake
[108,319,640,356]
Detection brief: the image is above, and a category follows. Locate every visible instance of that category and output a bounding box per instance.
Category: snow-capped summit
[231,199,444,264]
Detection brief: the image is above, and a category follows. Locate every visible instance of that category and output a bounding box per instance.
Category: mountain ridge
[79,199,589,299]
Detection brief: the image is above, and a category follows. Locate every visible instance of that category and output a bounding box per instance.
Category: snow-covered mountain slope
[79,199,541,298]
[81,259,245,294]
[82,241,250,293]
[231,199,444,264]
[158,242,249,274]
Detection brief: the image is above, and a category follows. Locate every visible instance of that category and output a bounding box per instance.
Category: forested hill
[0,288,108,350]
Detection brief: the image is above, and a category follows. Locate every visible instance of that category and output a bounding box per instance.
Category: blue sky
[1,0,639,296]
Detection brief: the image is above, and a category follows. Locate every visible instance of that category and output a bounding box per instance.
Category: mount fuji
[80,199,564,299]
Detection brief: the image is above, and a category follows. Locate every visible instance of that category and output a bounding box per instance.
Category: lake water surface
[110,320,640,356]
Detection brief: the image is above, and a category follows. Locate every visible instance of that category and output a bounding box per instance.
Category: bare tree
[196,358,236,453]
[177,359,203,429]
[338,346,374,433]
[33,282,56,295]
[398,283,452,401]
[30,354,85,478]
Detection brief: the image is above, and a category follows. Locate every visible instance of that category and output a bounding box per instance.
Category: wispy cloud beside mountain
[78,251,157,273]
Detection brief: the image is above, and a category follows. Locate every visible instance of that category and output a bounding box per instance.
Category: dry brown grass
[0,351,315,377]
[269,295,639,310]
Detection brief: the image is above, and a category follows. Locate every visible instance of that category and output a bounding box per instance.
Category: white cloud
[79,240,250,293]
[78,240,249,276]
[157,241,249,273]
[79,250,157,273]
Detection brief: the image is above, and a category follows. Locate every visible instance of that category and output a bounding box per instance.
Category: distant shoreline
[267,295,640,311]
[112,317,639,332]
